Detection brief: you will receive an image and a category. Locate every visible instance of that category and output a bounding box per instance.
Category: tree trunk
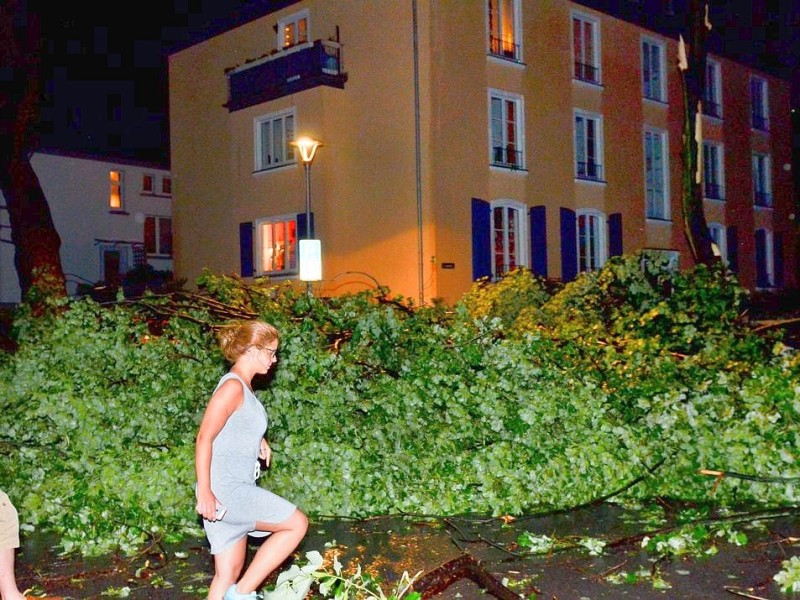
[679,0,717,266]
[0,0,66,305]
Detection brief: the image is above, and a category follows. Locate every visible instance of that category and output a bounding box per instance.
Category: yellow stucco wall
[169,0,796,304]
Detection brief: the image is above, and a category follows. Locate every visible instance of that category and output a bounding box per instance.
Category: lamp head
[291,136,323,164]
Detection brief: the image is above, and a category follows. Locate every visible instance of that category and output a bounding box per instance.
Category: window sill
[490,164,528,174]
[253,162,297,176]
[147,254,173,259]
[751,126,770,134]
[574,176,606,185]
[109,210,129,215]
[572,77,603,90]
[141,192,172,199]
[643,96,668,106]
[646,217,673,225]
[487,53,526,68]
[754,204,774,211]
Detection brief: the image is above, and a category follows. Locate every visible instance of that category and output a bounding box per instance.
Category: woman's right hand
[196,488,222,521]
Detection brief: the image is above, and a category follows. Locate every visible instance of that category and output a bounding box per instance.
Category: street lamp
[290,136,323,295]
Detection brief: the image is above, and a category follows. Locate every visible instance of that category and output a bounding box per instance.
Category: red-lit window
[144,216,172,256]
[256,216,298,275]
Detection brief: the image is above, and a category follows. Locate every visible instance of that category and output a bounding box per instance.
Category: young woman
[195,320,307,600]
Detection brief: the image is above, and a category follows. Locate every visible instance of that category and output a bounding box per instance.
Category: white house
[0,150,172,303]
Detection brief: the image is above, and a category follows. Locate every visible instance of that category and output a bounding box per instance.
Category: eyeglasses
[261,347,278,361]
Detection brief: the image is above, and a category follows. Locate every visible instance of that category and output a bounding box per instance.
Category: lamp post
[290,136,322,295]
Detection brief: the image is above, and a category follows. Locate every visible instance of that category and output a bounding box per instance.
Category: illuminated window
[487,0,522,61]
[574,111,603,181]
[489,89,524,169]
[577,209,606,272]
[572,12,600,84]
[144,216,172,256]
[644,127,669,219]
[752,152,772,207]
[278,10,309,49]
[703,142,725,200]
[491,200,528,279]
[142,174,154,193]
[256,215,298,275]
[641,37,665,102]
[255,109,296,171]
[750,76,769,131]
[109,170,124,210]
[703,59,722,118]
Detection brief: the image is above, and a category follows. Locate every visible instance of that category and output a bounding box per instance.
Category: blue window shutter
[471,198,491,280]
[560,207,577,282]
[529,205,547,277]
[755,229,768,287]
[774,232,784,287]
[726,226,738,273]
[239,221,254,277]
[608,213,623,257]
[296,212,315,239]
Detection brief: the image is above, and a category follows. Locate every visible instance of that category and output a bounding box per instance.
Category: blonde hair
[217,320,279,362]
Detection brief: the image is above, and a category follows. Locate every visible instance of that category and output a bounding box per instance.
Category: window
[107,93,122,123]
[641,248,679,272]
[644,128,668,219]
[109,170,124,210]
[255,109,295,171]
[142,174,154,194]
[702,142,725,200]
[256,215,298,275]
[708,222,727,263]
[641,38,665,102]
[750,76,769,131]
[161,177,172,196]
[577,209,606,272]
[703,59,722,118]
[755,228,774,287]
[487,0,521,61]
[572,12,600,84]
[489,90,524,169]
[574,111,603,181]
[752,153,772,207]
[491,200,528,278]
[278,10,309,49]
[144,216,173,257]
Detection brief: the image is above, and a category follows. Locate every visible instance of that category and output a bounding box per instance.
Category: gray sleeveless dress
[202,372,297,555]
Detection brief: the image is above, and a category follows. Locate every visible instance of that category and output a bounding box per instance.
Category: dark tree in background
[678,0,717,266]
[0,0,66,304]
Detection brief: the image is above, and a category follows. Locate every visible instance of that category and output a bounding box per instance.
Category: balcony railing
[574,61,599,84]
[752,113,769,131]
[754,190,773,207]
[226,39,347,112]
[704,181,725,200]
[702,99,721,118]
[492,146,523,169]
[576,160,603,181]
[489,36,521,61]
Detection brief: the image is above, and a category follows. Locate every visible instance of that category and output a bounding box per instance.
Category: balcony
[576,160,603,181]
[489,36,521,62]
[492,146,523,169]
[754,190,773,208]
[574,61,599,84]
[704,181,725,200]
[226,40,347,112]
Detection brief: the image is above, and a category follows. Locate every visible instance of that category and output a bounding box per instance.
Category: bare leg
[207,537,246,600]
[0,547,25,600]
[234,509,308,594]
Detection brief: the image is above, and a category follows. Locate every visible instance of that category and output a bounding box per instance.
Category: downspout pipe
[412,0,424,305]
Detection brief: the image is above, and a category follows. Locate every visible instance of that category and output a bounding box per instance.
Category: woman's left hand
[259,439,271,468]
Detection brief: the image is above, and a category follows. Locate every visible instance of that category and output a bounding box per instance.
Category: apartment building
[0,150,173,303]
[168,0,796,305]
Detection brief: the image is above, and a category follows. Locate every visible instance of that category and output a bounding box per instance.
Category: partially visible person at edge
[195,320,308,600]
[0,490,60,600]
